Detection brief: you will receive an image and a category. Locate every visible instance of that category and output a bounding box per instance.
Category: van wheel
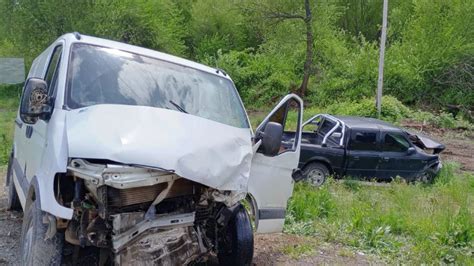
[218,204,254,266]
[21,197,64,265]
[303,163,329,187]
[6,152,21,211]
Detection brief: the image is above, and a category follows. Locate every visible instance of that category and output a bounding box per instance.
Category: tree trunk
[299,0,313,97]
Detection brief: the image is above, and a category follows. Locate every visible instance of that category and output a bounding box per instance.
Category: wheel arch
[244,192,259,230]
[302,158,333,174]
[24,176,41,211]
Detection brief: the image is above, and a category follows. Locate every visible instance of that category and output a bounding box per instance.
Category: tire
[417,168,436,184]
[6,152,21,211]
[303,162,330,187]
[20,196,64,265]
[218,204,254,266]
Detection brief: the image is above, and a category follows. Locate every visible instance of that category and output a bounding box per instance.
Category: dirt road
[0,168,21,266]
[401,122,474,172]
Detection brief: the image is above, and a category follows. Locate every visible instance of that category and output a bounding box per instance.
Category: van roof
[59,33,231,81]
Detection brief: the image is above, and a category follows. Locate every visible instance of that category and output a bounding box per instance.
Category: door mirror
[331,132,342,139]
[260,122,283,156]
[407,147,416,155]
[20,78,52,124]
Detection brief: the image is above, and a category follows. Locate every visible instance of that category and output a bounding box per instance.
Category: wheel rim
[307,169,325,186]
[22,225,34,263]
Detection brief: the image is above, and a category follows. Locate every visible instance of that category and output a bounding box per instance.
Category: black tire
[20,197,64,265]
[303,162,330,187]
[417,168,436,184]
[6,152,21,211]
[218,204,254,266]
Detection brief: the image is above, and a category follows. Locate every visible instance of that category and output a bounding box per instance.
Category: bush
[323,96,412,123]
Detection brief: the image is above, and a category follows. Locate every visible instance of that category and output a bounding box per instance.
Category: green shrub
[323,95,412,123]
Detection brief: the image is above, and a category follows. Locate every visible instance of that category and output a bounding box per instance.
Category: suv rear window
[349,131,378,151]
[318,119,336,135]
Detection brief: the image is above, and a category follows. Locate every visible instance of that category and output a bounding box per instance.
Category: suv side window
[44,46,62,96]
[383,132,410,152]
[349,131,378,151]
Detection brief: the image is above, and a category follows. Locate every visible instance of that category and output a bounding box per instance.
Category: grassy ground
[0,85,20,165]
[284,163,474,264]
[250,96,473,263]
[1,87,473,264]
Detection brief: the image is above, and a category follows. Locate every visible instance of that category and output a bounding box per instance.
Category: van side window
[349,131,378,151]
[260,97,301,155]
[383,132,410,152]
[44,46,62,95]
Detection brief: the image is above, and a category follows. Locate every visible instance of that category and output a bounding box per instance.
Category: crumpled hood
[406,131,445,154]
[65,104,253,191]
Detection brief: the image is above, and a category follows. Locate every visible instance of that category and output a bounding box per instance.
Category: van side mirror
[407,147,416,155]
[331,132,342,139]
[20,78,52,124]
[260,122,283,156]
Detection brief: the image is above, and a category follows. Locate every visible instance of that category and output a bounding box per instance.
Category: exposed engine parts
[55,159,246,265]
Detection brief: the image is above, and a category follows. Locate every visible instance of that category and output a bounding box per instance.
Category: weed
[282,242,316,259]
[285,162,474,263]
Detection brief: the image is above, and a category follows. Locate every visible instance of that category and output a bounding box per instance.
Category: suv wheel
[21,197,64,265]
[417,168,436,183]
[6,152,21,211]
[218,204,254,266]
[303,162,329,187]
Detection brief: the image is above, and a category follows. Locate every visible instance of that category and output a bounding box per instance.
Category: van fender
[24,176,41,211]
[244,193,259,231]
[34,111,73,219]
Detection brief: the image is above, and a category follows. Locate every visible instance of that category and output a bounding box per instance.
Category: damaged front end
[59,159,246,265]
[406,131,446,154]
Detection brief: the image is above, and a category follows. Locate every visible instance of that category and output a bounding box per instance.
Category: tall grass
[0,84,20,164]
[284,162,474,264]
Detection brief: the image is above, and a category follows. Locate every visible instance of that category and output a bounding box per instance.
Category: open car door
[247,94,303,233]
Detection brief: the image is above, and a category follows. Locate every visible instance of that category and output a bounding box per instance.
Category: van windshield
[66,44,249,128]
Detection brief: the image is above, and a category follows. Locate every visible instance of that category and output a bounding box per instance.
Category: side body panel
[12,38,74,218]
[344,129,381,179]
[12,46,51,208]
[298,144,345,175]
[377,131,437,180]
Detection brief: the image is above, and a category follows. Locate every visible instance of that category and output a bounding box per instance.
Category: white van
[5,33,303,265]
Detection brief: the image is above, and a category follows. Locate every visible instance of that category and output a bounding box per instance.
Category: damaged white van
[5,33,303,265]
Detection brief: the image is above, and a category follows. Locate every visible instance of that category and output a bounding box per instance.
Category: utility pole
[376,0,388,117]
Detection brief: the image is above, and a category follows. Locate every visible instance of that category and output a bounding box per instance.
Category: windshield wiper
[169,100,188,114]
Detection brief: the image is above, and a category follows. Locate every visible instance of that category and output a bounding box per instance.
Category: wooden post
[376,0,388,117]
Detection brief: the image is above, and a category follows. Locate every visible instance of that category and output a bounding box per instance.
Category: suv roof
[333,115,401,131]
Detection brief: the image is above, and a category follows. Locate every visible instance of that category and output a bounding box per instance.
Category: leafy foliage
[0,0,472,112]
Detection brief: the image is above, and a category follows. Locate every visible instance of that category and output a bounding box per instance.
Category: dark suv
[290,114,445,186]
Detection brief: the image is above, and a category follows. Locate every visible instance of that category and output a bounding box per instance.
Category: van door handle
[353,156,360,161]
[382,157,390,161]
[25,126,33,139]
